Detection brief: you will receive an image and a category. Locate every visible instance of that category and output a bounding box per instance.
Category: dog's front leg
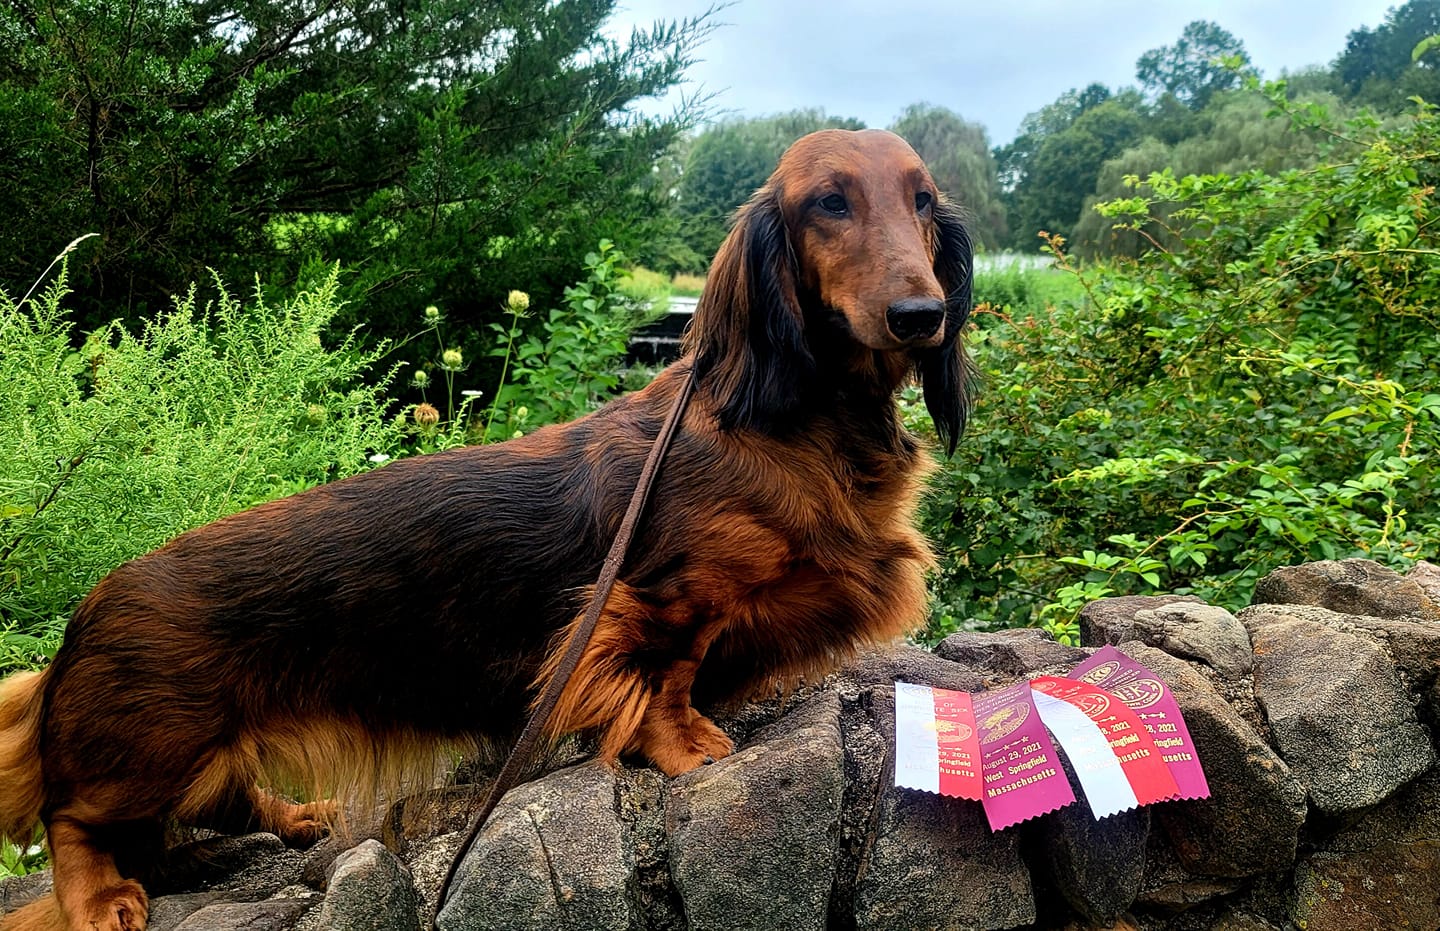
[629,645,734,776]
[537,581,733,777]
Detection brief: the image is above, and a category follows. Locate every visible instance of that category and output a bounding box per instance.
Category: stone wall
[4,558,1439,930]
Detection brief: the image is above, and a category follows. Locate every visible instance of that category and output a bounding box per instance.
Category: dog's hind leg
[173,743,336,847]
[177,781,334,847]
[43,812,150,931]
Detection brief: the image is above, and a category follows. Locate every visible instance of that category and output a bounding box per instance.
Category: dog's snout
[885,298,945,342]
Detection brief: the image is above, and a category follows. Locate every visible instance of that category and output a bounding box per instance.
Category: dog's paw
[273,799,336,847]
[86,880,149,931]
[646,714,735,777]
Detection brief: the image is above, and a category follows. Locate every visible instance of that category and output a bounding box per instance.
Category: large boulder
[851,678,1036,931]
[9,558,1440,931]
[1251,558,1440,621]
[437,762,634,931]
[1119,645,1307,878]
[315,840,420,931]
[1241,609,1434,812]
[935,627,1087,676]
[667,692,844,931]
[1032,800,1149,925]
[854,784,1035,931]
[1078,595,1205,648]
[1291,770,1440,930]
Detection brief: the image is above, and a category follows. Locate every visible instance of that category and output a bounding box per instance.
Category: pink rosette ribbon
[973,681,1076,830]
[1067,645,1210,800]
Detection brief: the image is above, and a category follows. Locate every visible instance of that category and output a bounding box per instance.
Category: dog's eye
[916,191,933,214]
[818,193,848,216]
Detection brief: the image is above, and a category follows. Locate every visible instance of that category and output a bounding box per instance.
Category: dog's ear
[918,197,978,456]
[687,189,813,434]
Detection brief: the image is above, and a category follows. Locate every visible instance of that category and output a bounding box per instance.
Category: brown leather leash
[432,365,696,928]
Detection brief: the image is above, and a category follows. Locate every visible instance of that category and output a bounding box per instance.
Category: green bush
[478,241,656,442]
[920,82,1439,644]
[0,266,401,672]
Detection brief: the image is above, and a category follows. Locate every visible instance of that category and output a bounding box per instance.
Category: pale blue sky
[607,0,1402,144]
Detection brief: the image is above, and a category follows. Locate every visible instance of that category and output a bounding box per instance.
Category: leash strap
[433,365,696,926]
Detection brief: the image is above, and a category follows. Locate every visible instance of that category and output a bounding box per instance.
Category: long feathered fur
[0,128,975,931]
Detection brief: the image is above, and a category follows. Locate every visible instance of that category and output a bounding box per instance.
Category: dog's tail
[0,669,47,844]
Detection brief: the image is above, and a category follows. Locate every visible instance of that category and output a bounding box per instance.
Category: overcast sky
[606,0,1401,145]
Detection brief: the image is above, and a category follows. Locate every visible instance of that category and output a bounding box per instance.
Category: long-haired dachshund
[0,129,974,931]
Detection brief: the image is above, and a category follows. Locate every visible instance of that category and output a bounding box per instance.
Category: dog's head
[689,129,976,453]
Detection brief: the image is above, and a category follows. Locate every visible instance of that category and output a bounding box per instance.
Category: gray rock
[1134,830,1242,912]
[381,785,485,862]
[842,643,985,692]
[1251,558,1440,621]
[1079,595,1205,649]
[1411,560,1440,602]
[0,870,51,913]
[934,627,1087,676]
[614,767,683,929]
[147,893,233,931]
[437,761,632,931]
[1240,601,1440,731]
[1129,603,1253,678]
[316,840,420,931]
[854,784,1034,931]
[1210,917,1285,931]
[1292,769,1440,931]
[851,673,1034,931]
[1243,614,1434,812]
[173,898,313,931]
[158,833,306,900]
[1119,645,1307,878]
[1034,801,1149,925]
[668,692,844,931]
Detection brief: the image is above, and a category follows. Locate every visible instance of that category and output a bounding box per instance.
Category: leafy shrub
[0,836,45,879]
[479,240,656,441]
[0,267,401,672]
[920,82,1439,644]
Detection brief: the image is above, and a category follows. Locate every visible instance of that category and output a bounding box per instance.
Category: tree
[1136,20,1251,110]
[1072,90,1357,258]
[994,83,1117,249]
[0,1,713,340]
[1002,92,1148,248]
[671,109,865,264]
[889,104,1007,249]
[996,83,1111,192]
[1334,0,1440,108]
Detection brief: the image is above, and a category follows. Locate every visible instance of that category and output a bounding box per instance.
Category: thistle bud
[441,348,463,369]
[507,290,530,312]
[412,368,430,388]
[424,304,441,320]
[414,402,441,429]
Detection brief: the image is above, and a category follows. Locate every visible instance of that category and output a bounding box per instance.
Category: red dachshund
[0,128,974,931]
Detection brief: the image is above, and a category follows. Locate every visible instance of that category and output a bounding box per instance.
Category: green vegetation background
[1,0,1438,877]
[1,7,1437,678]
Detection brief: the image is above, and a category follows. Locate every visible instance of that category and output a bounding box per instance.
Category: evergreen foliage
[0,0,713,342]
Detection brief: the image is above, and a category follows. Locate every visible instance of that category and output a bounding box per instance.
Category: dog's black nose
[885,298,945,341]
